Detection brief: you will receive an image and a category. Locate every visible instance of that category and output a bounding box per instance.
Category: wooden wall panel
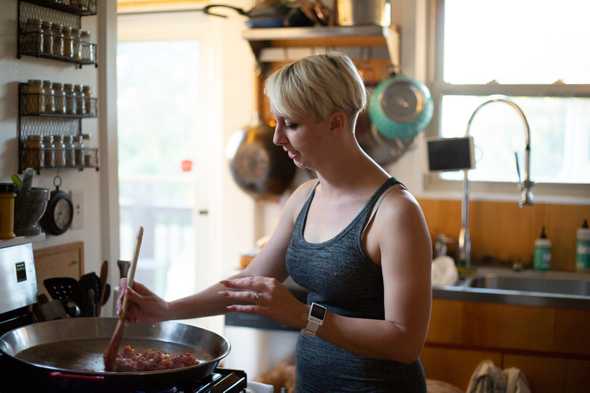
[554,308,590,354]
[421,346,502,391]
[418,199,590,271]
[503,354,567,393]
[565,359,590,393]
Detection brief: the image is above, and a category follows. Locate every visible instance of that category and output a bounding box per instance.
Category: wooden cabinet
[421,299,590,392]
[421,346,502,391]
[33,242,84,297]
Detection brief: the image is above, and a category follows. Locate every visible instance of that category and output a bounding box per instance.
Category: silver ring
[254,292,260,304]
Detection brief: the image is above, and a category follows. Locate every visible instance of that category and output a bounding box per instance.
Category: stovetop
[0,351,247,393]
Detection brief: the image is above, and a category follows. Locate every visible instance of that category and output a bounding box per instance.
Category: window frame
[423,0,590,202]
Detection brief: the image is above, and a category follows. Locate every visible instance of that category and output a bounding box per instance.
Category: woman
[122,53,432,393]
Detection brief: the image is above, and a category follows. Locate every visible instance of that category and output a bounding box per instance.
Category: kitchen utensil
[117,259,131,279]
[228,121,296,198]
[0,318,230,392]
[32,299,68,321]
[101,283,111,306]
[103,226,143,371]
[21,167,35,193]
[79,272,101,317]
[65,300,81,317]
[368,73,434,141]
[88,288,96,318]
[43,277,84,317]
[337,0,391,27]
[98,260,108,316]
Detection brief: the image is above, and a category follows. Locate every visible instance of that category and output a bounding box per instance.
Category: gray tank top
[286,177,426,393]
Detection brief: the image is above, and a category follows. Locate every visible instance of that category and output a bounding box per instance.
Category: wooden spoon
[103,226,143,371]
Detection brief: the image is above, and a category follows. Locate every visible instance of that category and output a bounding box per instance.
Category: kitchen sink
[468,274,590,296]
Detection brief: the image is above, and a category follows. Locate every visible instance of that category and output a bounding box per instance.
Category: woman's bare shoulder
[284,179,318,221]
[376,185,425,227]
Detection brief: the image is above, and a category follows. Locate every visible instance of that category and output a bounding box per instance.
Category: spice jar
[53,135,66,167]
[63,26,74,59]
[52,82,66,114]
[25,79,44,115]
[23,135,45,170]
[82,85,93,116]
[73,135,84,167]
[43,80,55,113]
[64,83,77,114]
[71,28,82,62]
[51,23,64,57]
[0,183,17,240]
[79,30,94,64]
[74,84,85,115]
[41,21,53,56]
[63,135,76,167]
[24,18,43,54]
[43,135,56,168]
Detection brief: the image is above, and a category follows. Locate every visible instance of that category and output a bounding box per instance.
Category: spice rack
[17,0,98,68]
[17,82,99,174]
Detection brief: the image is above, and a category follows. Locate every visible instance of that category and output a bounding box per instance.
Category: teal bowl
[368,75,434,141]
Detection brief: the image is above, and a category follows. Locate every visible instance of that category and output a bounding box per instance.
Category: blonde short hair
[264,53,366,122]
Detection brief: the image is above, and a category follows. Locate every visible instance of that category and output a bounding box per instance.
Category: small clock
[41,176,73,236]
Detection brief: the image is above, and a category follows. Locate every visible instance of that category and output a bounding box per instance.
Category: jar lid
[0,183,17,193]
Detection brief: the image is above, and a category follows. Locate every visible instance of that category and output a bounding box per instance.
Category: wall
[0,0,104,276]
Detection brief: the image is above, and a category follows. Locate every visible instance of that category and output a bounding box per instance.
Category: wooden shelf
[242,25,400,71]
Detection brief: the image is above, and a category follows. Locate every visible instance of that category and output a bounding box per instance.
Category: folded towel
[466,360,531,393]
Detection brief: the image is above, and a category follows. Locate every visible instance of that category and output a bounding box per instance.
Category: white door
[117,11,223,332]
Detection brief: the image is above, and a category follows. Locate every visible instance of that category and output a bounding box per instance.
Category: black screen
[311,304,326,319]
[427,137,474,171]
[15,262,27,282]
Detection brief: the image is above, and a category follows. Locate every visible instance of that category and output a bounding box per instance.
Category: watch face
[53,198,73,230]
[310,303,327,320]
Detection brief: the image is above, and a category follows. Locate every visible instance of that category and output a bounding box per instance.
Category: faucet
[458,95,534,268]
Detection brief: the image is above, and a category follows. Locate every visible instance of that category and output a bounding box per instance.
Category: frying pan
[0,317,230,392]
[228,122,296,198]
[368,74,434,141]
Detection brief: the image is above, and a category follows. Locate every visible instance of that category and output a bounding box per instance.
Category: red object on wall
[181,160,193,172]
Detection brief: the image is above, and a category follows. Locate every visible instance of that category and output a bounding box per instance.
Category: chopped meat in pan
[114,345,199,372]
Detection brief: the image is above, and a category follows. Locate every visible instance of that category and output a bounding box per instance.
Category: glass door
[117,11,222,331]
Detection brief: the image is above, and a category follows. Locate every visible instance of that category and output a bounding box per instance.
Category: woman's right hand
[117,278,170,323]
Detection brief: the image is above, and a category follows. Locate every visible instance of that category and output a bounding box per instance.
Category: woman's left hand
[219,276,308,330]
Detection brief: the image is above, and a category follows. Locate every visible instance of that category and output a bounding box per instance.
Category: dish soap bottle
[576,219,590,272]
[533,226,551,271]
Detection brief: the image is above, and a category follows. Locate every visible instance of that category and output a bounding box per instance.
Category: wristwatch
[302,302,327,336]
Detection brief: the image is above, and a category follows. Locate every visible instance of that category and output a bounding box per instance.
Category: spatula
[103,226,143,371]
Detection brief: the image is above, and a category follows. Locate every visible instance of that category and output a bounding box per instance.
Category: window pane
[443,0,590,84]
[439,96,590,184]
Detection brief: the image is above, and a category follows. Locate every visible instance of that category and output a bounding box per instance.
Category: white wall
[0,0,103,275]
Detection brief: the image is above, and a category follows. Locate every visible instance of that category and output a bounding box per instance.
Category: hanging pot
[368,74,434,141]
[228,121,296,198]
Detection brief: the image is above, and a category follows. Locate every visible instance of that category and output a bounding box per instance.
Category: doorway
[117,10,223,332]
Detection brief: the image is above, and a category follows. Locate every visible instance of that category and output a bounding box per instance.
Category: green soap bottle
[576,219,590,272]
[533,226,551,271]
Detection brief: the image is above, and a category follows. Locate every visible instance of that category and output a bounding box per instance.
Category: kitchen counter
[225,268,590,330]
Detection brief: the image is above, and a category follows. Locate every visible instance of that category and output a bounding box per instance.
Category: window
[431,0,590,185]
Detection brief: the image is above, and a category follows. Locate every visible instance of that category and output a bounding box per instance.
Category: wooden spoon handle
[119,226,143,320]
